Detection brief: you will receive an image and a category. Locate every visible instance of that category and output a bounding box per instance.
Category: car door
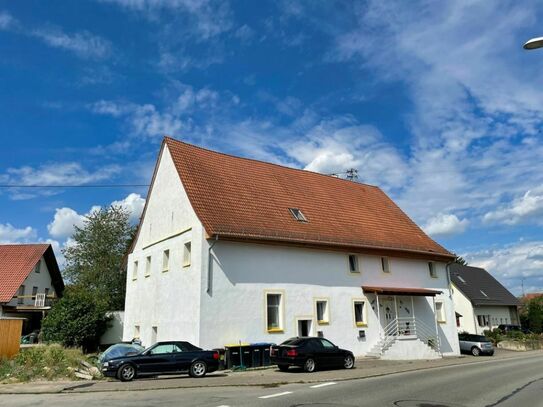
[171,342,195,372]
[313,338,337,367]
[137,343,177,374]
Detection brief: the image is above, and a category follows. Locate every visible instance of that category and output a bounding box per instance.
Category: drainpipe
[206,235,219,295]
[445,259,455,300]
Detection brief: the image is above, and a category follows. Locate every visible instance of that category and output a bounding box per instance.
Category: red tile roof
[163,137,453,259]
[0,244,49,303]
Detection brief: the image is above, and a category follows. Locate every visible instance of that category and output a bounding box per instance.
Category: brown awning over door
[362,286,442,297]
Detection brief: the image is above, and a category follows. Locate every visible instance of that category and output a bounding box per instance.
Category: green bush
[483,329,503,345]
[0,345,87,383]
[42,288,111,352]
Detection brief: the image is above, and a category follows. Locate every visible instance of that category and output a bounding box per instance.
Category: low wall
[497,340,543,351]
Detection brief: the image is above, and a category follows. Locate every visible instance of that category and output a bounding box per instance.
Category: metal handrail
[376,317,441,355]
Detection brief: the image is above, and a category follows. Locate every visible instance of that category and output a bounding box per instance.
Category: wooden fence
[0,318,23,358]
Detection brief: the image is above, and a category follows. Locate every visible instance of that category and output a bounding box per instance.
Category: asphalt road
[2,352,542,407]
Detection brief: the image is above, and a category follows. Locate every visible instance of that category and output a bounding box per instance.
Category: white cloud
[47,208,86,239]
[32,27,112,59]
[0,223,37,243]
[100,0,233,40]
[111,193,145,223]
[47,193,145,242]
[423,213,469,237]
[465,240,543,295]
[0,11,16,30]
[483,186,543,225]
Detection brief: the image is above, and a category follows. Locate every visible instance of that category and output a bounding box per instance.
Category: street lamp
[523,37,543,50]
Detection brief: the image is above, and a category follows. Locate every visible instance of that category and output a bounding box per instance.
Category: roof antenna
[345,168,358,181]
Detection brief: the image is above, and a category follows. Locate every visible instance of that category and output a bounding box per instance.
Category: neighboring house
[123,137,460,359]
[450,264,521,335]
[0,244,64,335]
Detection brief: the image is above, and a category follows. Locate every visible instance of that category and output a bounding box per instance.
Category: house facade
[0,244,64,334]
[123,137,460,358]
[450,264,521,335]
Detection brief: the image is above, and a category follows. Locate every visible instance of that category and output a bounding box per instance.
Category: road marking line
[216,405,231,407]
[258,391,293,399]
[310,382,337,389]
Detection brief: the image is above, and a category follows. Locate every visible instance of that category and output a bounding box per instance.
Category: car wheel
[344,355,355,369]
[189,361,207,378]
[278,364,289,372]
[303,358,316,373]
[117,364,136,382]
[471,346,481,356]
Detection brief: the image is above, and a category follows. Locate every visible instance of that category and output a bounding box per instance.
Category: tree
[521,296,543,334]
[62,206,136,310]
[42,287,110,351]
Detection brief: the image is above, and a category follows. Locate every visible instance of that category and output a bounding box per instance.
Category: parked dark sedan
[270,337,355,372]
[101,341,220,381]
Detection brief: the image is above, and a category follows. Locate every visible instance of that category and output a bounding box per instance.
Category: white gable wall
[199,241,460,357]
[3,257,56,308]
[123,145,206,347]
[452,283,477,333]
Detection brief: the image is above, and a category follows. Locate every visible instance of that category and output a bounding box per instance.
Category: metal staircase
[366,317,441,358]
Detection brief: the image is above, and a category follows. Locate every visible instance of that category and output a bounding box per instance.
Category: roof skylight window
[480,290,488,297]
[458,276,466,283]
[288,208,307,222]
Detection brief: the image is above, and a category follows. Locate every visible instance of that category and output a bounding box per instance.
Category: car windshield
[99,343,144,362]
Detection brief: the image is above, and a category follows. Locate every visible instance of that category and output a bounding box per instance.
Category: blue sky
[1,0,542,295]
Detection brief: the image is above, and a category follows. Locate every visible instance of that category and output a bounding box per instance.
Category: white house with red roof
[123,137,460,359]
[0,244,64,335]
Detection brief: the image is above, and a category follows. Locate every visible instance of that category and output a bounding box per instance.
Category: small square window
[288,208,307,222]
[428,262,437,278]
[132,261,138,280]
[162,249,170,272]
[18,285,25,304]
[348,255,359,273]
[183,242,191,267]
[151,326,158,344]
[145,256,151,277]
[134,325,140,339]
[316,300,329,324]
[354,301,366,326]
[32,286,38,300]
[381,257,390,273]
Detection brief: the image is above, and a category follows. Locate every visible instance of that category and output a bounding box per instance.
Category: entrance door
[297,319,312,337]
[380,298,397,330]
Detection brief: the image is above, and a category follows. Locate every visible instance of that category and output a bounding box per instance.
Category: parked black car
[270,337,355,372]
[497,324,531,334]
[101,341,220,381]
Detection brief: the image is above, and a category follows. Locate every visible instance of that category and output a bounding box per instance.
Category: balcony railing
[14,293,56,308]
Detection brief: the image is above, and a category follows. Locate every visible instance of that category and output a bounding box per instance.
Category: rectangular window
[132,261,138,280]
[348,255,359,273]
[151,326,158,344]
[162,249,170,272]
[44,288,49,297]
[266,293,283,331]
[134,325,140,339]
[18,285,25,304]
[428,262,437,278]
[477,315,490,327]
[183,242,191,267]
[316,300,329,324]
[381,257,390,273]
[354,301,366,326]
[32,286,38,300]
[145,256,151,277]
[436,301,445,322]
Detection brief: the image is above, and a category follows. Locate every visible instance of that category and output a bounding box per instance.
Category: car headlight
[103,362,109,367]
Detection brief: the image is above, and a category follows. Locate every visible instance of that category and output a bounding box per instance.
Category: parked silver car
[458,333,494,356]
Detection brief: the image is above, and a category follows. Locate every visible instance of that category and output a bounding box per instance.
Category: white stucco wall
[3,257,56,308]
[123,144,206,347]
[199,241,460,357]
[452,284,519,334]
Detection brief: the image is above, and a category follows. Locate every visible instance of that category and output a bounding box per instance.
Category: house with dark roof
[123,137,461,359]
[0,244,64,335]
[450,264,521,335]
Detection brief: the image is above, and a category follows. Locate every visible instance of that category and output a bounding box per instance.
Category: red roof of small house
[147,137,453,259]
[0,244,64,303]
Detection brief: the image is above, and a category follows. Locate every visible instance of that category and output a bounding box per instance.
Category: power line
[0,184,150,188]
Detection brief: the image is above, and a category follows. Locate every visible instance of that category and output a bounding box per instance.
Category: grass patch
[0,344,91,383]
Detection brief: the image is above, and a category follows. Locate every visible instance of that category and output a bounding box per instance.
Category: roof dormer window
[288,208,307,222]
